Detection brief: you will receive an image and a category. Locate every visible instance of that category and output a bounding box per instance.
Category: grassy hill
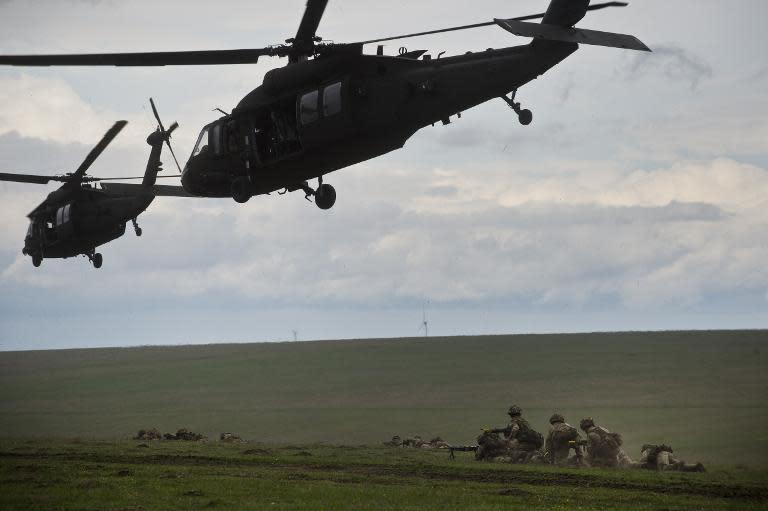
[2,440,767,511]
[1,330,766,466]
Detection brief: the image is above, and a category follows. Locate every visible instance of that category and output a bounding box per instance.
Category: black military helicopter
[0,0,649,209]
[0,103,188,268]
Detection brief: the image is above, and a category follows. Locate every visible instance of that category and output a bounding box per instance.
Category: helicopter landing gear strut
[86,250,103,269]
[300,176,336,210]
[131,218,142,237]
[501,90,533,126]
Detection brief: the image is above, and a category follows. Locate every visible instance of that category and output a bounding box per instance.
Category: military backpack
[595,427,623,450]
[515,419,544,449]
[552,423,579,444]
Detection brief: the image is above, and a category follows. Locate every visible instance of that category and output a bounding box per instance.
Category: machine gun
[448,445,478,460]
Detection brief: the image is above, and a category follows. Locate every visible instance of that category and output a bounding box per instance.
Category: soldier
[580,418,634,468]
[639,444,705,472]
[488,405,544,463]
[475,429,512,461]
[383,435,403,447]
[428,436,450,449]
[402,435,426,448]
[545,413,588,466]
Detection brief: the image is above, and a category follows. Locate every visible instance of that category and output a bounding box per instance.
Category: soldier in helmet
[580,418,635,468]
[639,444,705,472]
[545,413,587,466]
[487,405,543,463]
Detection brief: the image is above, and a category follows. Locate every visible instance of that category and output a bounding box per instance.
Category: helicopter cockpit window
[300,90,319,125]
[323,82,342,117]
[26,222,34,238]
[211,124,223,155]
[191,126,210,157]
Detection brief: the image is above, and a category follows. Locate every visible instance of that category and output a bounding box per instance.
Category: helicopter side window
[191,126,210,157]
[299,90,319,125]
[323,82,342,117]
[55,205,72,226]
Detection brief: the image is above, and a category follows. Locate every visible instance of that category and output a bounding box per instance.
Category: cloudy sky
[1,0,766,351]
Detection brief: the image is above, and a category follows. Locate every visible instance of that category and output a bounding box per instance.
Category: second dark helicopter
[0,0,650,209]
[0,103,189,268]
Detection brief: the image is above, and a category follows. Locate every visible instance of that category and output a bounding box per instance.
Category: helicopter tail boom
[495,19,650,52]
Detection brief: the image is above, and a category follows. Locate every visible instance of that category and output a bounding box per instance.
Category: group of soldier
[474,405,704,472]
[385,434,450,449]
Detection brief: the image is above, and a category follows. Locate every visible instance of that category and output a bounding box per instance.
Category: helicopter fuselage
[23,186,153,261]
[181,40,576,199]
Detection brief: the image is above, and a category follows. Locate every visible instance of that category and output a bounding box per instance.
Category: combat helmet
[579,417,595,431]
[507,405,522,417]
[549,413,565,424]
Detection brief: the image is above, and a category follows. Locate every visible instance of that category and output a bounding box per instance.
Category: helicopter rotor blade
[149,97,165,132]
[71,120,127,179]
[165,142,183,174]
[0,1,630,68]
[87,174,183,182]
[292,0,329,56]
[0,172,63,185]
[0,48,287,67]
[355,1,629,46]
[149,98,183,174]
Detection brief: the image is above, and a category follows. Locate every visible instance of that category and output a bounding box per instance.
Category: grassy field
[1,439,767,511]
[0,331,767,466]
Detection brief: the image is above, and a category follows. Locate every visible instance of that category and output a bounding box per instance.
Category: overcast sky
[1,0,767,351]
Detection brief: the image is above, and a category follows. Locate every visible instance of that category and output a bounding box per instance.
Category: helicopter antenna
[213,107,230,116]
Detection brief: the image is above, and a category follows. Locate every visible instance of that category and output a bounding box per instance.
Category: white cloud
[1,0,767,347]
[0,74,152,148]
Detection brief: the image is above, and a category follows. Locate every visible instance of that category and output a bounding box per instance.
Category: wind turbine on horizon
[417,301,429,338]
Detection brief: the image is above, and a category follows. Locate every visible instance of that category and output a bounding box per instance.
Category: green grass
[0,331,767,466]
[1,439,767,511]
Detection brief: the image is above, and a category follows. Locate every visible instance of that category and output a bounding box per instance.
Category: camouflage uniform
[490,405,543,463]
[475,430,512,461]
[639,444,705,472]
[403,435,426,448]
[428,436,450,449]
[545,414,587,466]
[384,435,403,447]
[580,418,634,469]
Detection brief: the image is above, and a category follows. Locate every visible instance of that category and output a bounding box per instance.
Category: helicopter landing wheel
[501,91,533,126]
[132,218,142,236]
[32,254,42,268]
[231,177,251,204]
[315,183,336,210]
[92,253,103,269]
[518,109,533,126]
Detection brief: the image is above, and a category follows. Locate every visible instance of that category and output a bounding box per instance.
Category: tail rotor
[149,97,182,173]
